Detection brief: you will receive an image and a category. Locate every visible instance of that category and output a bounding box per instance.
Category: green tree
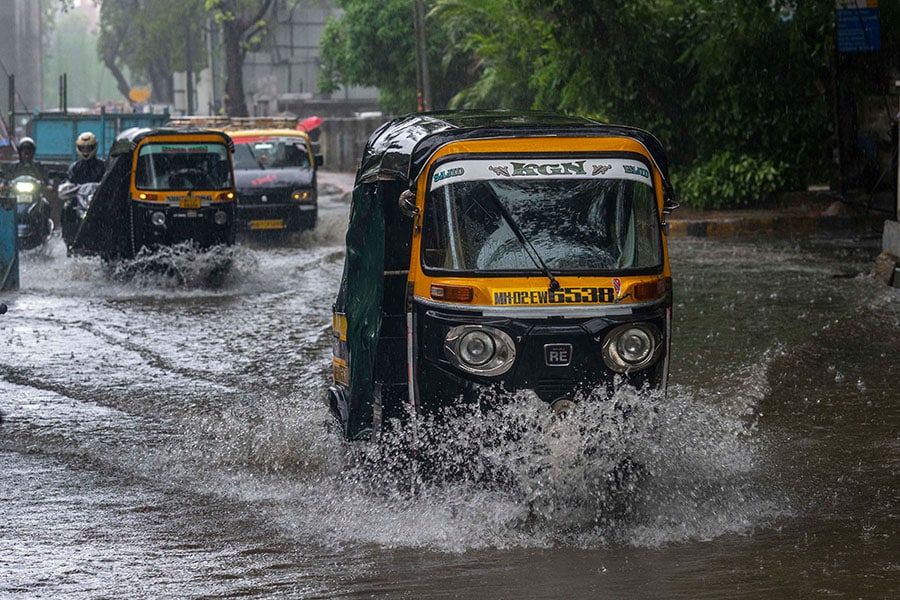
[319,0,473,113]
[98,0,208,104]
[430,0,544,110]
[206,0,277,117]
[321,0,898,204]
[96,0,281,114]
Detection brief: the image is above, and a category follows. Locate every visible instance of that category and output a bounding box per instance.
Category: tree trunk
[222,22,248,117]
[103,57,133,103]
[148,62,174,104]
[214,0,277,117]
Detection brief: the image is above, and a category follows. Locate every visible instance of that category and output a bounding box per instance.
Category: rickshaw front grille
[239,190,292,205]
[533,379,579,398]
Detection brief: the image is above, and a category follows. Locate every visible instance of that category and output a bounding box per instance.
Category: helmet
[17,136,35,158]
[76,131,98,160]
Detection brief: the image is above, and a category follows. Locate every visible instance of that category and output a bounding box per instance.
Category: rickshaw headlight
[14,181,35,193]
[444,325,516,377]
[150,211,166,227]
[291,189,313,202]
[213,210,228,225]
[459,330,495,366]
[602,323,662,373]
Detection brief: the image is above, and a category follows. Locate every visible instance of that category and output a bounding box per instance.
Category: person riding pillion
[66,132,106,184]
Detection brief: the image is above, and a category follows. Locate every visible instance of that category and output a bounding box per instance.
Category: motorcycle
[58,180,100,251]
[8,175,53,251]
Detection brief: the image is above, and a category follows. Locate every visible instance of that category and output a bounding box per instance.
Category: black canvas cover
[70,143,133,259]
[356,110,672,186]
[334,183,386,435]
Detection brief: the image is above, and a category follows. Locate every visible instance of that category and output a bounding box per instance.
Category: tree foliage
[96,0,277,115]
[97,0,208,104]
[319,0,473,113]
[321,0,899,205]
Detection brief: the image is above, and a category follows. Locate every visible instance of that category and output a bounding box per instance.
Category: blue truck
[19,108,172,176]
[1,109,173,230]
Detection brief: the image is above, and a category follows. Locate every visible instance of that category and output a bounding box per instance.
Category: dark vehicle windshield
[135,142,233,191]
[232,139,310,170]
[421,157,662,273]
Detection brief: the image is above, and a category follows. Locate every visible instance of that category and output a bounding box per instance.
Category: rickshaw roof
[226,129,311,143]
[109,127,234,157]
[357,110,671,185]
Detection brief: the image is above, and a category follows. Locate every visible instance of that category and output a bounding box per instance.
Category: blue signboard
[836,1,881,53]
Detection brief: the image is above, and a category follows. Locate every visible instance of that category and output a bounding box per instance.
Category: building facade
[0,0,43,137]
[188,1,378,119]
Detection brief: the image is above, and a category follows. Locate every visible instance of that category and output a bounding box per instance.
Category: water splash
[105,242,250,289]
[298,382,780,551]
[16,236,261,298]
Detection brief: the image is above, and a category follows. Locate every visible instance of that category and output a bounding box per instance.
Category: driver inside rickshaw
[135,147,232,191]
[422,177,662,273]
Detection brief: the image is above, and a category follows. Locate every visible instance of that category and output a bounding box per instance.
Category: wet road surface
[1,178,897,598]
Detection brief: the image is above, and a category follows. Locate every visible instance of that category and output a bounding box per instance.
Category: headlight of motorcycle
[601,323,662,373]
[444,325,516,377]
[14,181,35,193]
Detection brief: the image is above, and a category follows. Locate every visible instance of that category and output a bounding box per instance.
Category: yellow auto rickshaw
[329,111,678,441]
[71,126,237,261]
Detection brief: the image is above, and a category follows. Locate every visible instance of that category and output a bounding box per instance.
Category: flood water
[1,177,897,599]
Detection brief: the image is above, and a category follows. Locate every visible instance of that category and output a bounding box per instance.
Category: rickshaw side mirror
[661,191,680,235]
[398,189,419,217]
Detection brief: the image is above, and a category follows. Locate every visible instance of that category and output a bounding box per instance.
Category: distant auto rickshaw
[164,117,323,236]
[328,111,679,441]
[228,128,321,233]
[70,127,237,261]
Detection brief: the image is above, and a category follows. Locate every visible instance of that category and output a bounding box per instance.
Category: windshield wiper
[471,183,561,292]
[245,145,265,170]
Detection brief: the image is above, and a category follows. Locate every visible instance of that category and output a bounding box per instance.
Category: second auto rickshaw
[70,126,237,261]
[329,111,678,441]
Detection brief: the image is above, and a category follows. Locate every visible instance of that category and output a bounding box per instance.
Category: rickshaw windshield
[135,142,233,191]
[422,157,662,273]
[232,139,310,170]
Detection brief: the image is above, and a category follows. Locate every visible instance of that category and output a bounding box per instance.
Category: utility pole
[413,0,431,112]
[186,21,194,115]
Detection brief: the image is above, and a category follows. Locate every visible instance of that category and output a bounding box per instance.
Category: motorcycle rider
[5,137,52,250]
[5,137,48,183]
[66,131,105,184]
[60,132,105,249]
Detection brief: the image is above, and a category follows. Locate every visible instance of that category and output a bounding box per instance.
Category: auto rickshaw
[227,128,321,233]
[165,117,322,235]
[70,126,237,261]
[329,111,678,441]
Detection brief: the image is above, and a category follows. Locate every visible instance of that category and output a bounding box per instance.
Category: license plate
[250,219,285,230]
[180,197,202,209]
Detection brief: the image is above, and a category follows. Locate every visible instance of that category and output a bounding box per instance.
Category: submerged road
[1,176,897,598]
